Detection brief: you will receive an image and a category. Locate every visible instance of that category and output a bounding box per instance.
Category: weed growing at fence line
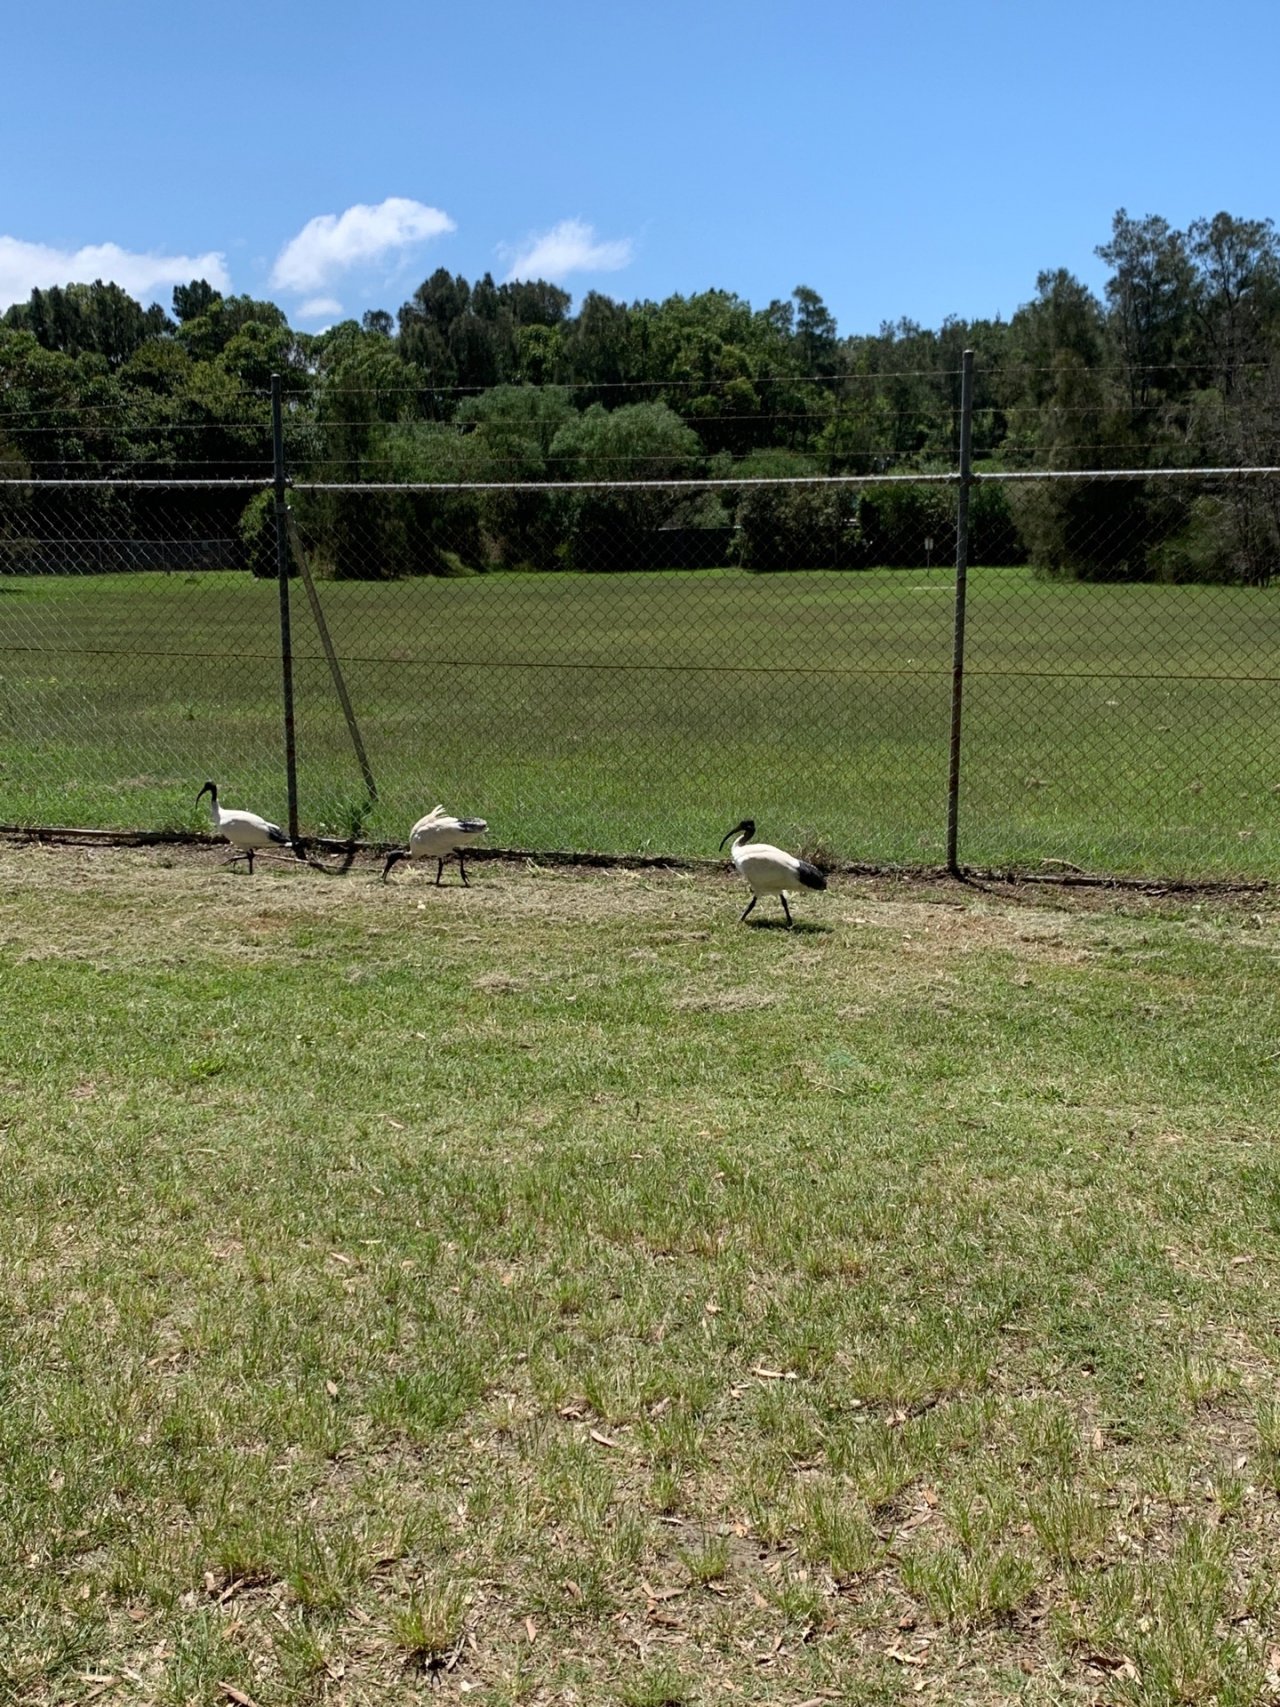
[2,842,1280,1702]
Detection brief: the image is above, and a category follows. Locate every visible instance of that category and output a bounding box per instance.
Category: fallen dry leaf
[649,1611,685,1630]
[218,1685,261,1707]
[887,1646,928,1667]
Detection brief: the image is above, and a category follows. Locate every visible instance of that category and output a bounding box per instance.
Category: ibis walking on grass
[719,818,827,927]
[197,780,302,874]
[382,806,488,885]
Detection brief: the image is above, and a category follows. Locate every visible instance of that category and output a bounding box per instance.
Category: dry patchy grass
[2,842,1280,1704]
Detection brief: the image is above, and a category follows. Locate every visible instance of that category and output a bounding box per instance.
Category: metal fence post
[271,373,300,843]
[945,349,974,875]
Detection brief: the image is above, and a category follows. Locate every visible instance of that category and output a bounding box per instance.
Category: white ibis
[196,780,302,874]
[382,806,488,885]
[719,818,827,927]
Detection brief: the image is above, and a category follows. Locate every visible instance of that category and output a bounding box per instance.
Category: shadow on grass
[743,917,832,935]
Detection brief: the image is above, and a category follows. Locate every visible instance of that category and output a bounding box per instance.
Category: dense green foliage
[3,207,1279,581]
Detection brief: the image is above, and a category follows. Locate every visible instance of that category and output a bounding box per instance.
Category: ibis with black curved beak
[196,780,303,874]
[382,806,488,885]
[719,818,827,926]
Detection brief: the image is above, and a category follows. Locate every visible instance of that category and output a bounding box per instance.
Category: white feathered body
[730,837,825,898]
[205,793,289,852]
[407,806,488,861]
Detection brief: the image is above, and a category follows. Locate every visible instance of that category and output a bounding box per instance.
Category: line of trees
[2,209,1278,583]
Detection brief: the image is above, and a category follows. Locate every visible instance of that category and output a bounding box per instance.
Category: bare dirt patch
[8,831,1273,941]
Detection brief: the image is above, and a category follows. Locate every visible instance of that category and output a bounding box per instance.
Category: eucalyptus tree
[455,384,579,567]
[1096,209,1196,409]
[548,399,704,568]
[3,281,170,367]
[1186,212,1280,402]
[1181,213,1280,580]
[563,291,639,408]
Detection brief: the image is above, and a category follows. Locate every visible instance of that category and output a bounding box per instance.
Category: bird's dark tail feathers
[796,861,828,891]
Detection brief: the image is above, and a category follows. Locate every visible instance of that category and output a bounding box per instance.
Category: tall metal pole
[271,374,300,843]
[945,349,974,876]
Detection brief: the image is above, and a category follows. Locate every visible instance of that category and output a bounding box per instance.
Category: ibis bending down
[719,818,827,927]
[197,780,303,873]
[382,806,488,885]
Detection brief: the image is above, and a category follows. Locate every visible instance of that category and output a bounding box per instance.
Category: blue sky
[4,0,1277,338]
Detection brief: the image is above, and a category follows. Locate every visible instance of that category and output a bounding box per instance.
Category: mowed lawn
[3,842,1280,1704]
[3,566,1280,877]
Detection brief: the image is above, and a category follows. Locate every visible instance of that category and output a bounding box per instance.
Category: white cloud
[0,235,230,312]
[298,296,344,321]
[501,218,633,283]
[269,197,455,295]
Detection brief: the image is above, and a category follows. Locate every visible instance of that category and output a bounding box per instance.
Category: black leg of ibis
[458,853,470,887]
[740,896,757,923]
[435,858,445,886]
[245,848,254,875]
[781,894,794,928]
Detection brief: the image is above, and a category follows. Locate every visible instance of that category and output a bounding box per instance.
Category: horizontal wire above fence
[0,476,269,488]
[976,466,1280,482]
[6,466,1278,495]
[289,475,960,493]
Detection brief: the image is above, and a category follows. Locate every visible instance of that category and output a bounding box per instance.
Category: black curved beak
[381,850,406,882]
[195,782,212,805]
[719,822,747,851]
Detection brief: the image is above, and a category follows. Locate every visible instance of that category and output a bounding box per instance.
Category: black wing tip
[459,818,487,833]
[797,862,828,891]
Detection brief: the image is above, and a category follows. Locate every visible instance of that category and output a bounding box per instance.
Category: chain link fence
[3,410,1279,880]
[0,479,286,839]
[962,470,1280,876]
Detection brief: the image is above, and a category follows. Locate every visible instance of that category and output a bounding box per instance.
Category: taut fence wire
[3,358,1280,882]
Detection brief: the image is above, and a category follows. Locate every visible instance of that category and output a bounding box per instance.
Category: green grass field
[3,843,1280,1704]
[3,565,1280,877]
